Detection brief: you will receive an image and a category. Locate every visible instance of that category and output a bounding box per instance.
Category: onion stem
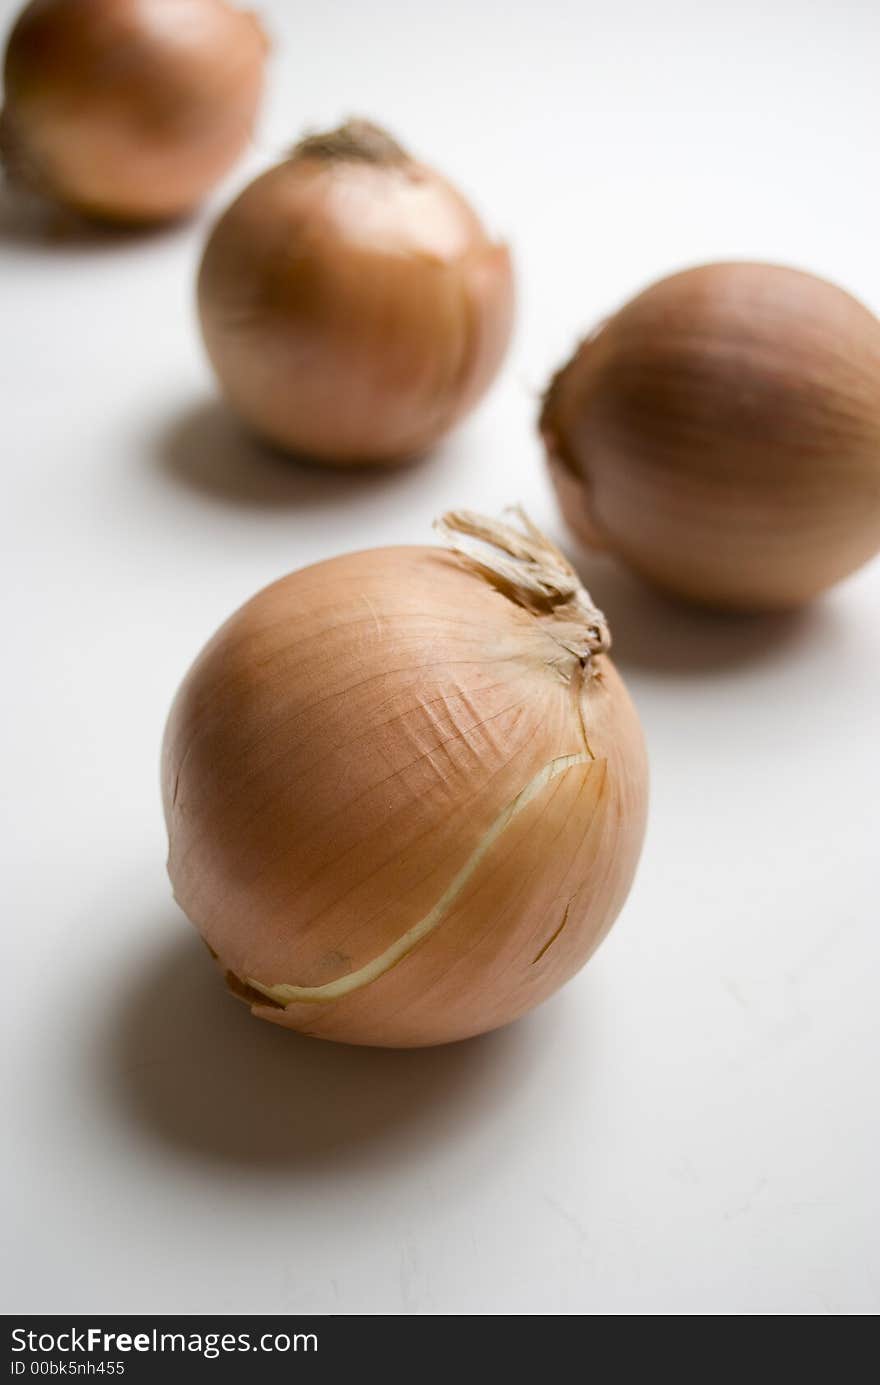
[435,507,610,671]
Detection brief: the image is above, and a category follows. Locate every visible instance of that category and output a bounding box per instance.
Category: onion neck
[291,118,409,167]
[434,507,611,674]
[540,336,616,554]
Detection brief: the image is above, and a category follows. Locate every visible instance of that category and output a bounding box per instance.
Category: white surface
[2,0,879,1317]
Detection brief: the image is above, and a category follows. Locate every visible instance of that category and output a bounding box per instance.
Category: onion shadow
[0,178,188,253]
[153,400,842,677]
[153,398,447,511]
[553,536,843,678]
[102,925,565,1172]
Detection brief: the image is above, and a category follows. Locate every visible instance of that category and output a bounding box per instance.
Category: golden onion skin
[542,263,880,611]
[0,0,267,223]
[162,541,647,1048]
[197,122,515,465]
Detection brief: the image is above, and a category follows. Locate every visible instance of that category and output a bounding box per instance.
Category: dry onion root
[0,0,267,223]
[197,119,515,466]
[541,262,880,611]
[162,510,648,1048]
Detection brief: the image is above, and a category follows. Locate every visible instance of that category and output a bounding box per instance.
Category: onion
[162,510,647,1048]
[0,0,267,223]
[196,119,515,465]
[541,262,880,611]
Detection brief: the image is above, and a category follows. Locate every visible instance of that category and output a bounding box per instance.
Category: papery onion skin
[196,120,515,466]
[541,263,880,611]
[162,516,647,1048]
[0,0,267,223]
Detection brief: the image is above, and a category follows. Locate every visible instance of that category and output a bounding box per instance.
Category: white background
[2,0,878,1316]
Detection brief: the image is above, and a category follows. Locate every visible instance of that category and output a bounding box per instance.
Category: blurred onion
[197,119,515,465]
[0,0,267,222]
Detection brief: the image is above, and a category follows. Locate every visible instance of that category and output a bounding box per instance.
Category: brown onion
[541,262,880,611]
[0,0,267,223]
[162,510,647,1048]
[197,119,515,465]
